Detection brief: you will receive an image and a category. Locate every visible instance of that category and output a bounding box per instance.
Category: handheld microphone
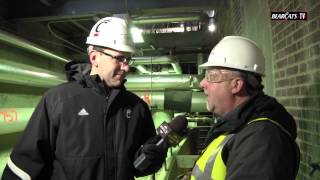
[133,115,188,171]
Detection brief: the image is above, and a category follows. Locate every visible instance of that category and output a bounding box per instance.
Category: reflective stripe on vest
[191,117,289,180]
[191,134,235,180]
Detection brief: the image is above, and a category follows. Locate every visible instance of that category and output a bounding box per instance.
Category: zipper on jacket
[104,95,117,179]
[103,96,109,180]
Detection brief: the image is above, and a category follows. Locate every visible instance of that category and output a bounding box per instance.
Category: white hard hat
[199,36,265,75]
[86,17,135,53]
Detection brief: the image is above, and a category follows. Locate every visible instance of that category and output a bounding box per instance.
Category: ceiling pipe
[0,57,200,90]
[132,56,182,74]
[0,58,66,88]
[125,74,200,90]
[0,50,203,90]
[132,56,177,64]
[135,65,150,74]
[0,29,70,63]
[0,56,201,89]
[171,63,182,74]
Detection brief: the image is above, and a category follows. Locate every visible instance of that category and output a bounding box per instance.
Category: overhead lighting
[130,27,144,43]
[207,10,215,18]
[208,24,216,32]
[208,18,216,32]
[206,10,216,32]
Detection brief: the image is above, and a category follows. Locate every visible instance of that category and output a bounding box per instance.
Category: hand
[135,135,168,174]
[142,135,168,163]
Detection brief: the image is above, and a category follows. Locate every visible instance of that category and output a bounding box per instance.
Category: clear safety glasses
[205,69,236,83]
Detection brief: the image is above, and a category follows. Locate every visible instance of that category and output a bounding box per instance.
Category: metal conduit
[0,29,70,63]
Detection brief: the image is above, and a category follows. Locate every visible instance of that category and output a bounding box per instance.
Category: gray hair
[230,70,264,95]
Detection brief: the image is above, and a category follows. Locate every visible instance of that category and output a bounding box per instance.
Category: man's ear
[231,78,244,94]
[89,52,98,67]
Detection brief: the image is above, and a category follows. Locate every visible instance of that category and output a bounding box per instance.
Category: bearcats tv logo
[271,11,307,21]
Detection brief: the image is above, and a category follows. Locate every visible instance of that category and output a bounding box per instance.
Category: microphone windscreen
[168,115,187,134]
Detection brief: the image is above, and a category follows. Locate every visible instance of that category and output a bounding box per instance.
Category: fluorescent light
[130,27,144,43]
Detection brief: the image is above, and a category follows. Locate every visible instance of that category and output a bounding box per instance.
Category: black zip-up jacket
[205,92,300,180]
[2,61,157,180]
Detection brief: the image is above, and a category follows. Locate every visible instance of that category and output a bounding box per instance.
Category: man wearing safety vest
[191,36,300,180]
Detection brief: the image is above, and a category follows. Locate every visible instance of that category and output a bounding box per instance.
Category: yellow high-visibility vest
[191,118,291,180]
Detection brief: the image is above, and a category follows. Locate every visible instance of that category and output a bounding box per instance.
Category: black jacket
[205,92,300,180]
[2,61,157,180]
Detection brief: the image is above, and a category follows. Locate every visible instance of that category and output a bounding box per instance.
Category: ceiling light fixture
[208,18,216,32]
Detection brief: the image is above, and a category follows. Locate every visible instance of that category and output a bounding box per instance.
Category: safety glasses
[205,69,236,83]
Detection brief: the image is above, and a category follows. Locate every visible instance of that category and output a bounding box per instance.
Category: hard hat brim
[198,62,215,69]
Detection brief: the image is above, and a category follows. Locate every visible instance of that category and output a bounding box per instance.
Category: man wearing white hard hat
[190,36,300,179]
[2,17,167,180]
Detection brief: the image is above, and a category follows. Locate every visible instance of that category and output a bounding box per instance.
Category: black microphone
[133,115,188,171]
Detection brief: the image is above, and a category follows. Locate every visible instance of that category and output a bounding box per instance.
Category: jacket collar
[85,74,126,100]
[205,92,297,145]
[64,61,127,98]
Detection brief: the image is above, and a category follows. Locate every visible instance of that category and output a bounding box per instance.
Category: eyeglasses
[205,69,236,83]
[96,50,133,65]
